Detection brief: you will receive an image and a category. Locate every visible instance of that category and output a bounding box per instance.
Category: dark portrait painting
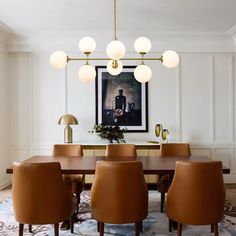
[95,66,148,132]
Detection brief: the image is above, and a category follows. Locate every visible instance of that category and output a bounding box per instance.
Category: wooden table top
[6,155,230,175]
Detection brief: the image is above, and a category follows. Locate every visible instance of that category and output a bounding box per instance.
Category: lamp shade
[50,51,68,69]
[134,64,152,83]
[58,114,78,125]
[162,50,179,68]
[79,37,96,54]
[106,40,126,60]
[107,60,123,75]
[78,65,96,83]
[134,37,151,54]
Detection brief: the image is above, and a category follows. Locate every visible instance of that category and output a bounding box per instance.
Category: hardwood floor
[1,184,236,207]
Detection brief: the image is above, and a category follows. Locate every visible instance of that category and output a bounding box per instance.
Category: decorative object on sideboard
[91,124,126,143]
[58,114,78,143]
[50,0,179,83]
[147,123,162,144]
[161,129,169,143]
[147,124,169,144]
[155,124,163,140]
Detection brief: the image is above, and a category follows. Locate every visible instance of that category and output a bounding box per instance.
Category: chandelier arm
[67,57,163,61]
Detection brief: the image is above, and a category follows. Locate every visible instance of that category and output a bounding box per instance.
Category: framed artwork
[95,66,148,132]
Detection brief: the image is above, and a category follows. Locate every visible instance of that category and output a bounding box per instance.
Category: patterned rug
[0,191,236,236]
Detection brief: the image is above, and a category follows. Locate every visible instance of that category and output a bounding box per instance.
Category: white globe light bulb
[134,37,151,53]
[50,51,67,69]
[134,64,152,83]
[79,37,96,54]
[162,50,179,68]
[106,40,126,60]
[107,60,123,75]
[78,65,96,83]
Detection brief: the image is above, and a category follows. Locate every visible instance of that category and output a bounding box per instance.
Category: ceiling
[0,0,235,35]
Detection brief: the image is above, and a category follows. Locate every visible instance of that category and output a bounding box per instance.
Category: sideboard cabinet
[81,143,160,184]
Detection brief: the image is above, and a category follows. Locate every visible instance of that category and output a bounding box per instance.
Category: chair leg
[140,220,143,232]
[19,223,24,236]
[76,194,80,213]
[54,223,59,236]
[211,224,214,233]
[177,223,182,236]
[99,222,104,236]
[97,221,100,232]
[213,223,219,236]
[169,219,172,232]
[135,222,141,236]
[70,215,74,233]
[160,192,165,212]
[28,224,32,233]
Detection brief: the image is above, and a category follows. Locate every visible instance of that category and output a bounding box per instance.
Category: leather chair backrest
[105,144,136,157]
[12,162,73,225]
[91,160,148,224]
[53,144,83,156]
[166,161,225,225]
[160,143,191,157]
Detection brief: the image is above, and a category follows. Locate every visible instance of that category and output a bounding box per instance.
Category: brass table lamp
[58,114,78,143]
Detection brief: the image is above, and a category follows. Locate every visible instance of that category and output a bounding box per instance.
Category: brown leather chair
[166,161,225,236]
[91,161,148,236]
[12,162,76,236]
[105,143,136,158]
[157,143,191,212]
[53,144,84,213]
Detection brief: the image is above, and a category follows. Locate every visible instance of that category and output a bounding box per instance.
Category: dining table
[6,155,230,175]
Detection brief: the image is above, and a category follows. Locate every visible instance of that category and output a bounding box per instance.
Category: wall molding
[176,56,181,141]
[229,56,234,142]
[6,30,235,53]
[209,56,215,143]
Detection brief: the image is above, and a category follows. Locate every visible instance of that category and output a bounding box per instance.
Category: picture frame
[95,66,148,132]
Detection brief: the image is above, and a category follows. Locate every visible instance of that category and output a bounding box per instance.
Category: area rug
[0,191,236,235]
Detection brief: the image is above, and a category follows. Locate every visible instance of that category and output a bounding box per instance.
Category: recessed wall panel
[214,55,231,142]
[181,54,210,142]
[9,53,31,145]
[213,148,231,168]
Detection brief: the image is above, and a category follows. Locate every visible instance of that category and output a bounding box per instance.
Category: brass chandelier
[50,0,179,83]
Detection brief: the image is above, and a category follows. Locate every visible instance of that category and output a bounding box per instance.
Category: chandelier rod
[68,57,163,62]
[114,0,117,40]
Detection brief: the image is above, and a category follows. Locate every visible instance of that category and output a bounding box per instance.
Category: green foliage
[92,124,126,143]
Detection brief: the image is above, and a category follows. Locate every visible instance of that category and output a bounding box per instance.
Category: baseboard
[0,178,11,191]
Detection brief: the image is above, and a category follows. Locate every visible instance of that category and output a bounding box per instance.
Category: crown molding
[0,21,13,34]
[6,29,235,53]
[227,25,236,49]
[0,21,13,52]
[227,24,236,37]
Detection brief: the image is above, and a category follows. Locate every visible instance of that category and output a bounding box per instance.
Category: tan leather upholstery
[157,143,191,212]
[53,144,83,156]
[91,161,148,236]
[105,144,136,157]
[53,144,84,212]
[160,143,191,157]
[166,161,225,236]
[12,162,76,235]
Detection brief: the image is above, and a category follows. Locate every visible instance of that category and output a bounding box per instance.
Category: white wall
[2,32,236,188]
[0,30,10,188]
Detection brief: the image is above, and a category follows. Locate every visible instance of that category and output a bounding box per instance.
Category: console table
[80,142,160,183]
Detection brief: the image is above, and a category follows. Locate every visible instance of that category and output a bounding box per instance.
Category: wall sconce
[58,114,78,143]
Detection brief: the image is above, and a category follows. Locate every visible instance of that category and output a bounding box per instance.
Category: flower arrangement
[92,124,126,143]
